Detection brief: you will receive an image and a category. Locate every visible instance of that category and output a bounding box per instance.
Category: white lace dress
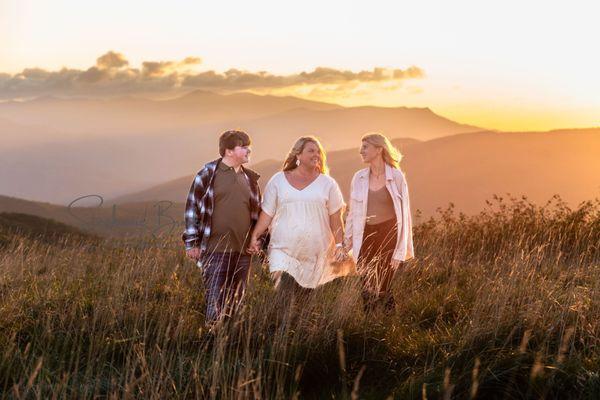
[261,172,350,288]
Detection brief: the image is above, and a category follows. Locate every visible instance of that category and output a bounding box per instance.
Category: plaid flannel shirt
[182,158,262,251]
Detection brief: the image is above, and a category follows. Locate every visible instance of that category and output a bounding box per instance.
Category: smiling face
[359,140,382,164]
[297,141,321,170]
[227,144,251,165]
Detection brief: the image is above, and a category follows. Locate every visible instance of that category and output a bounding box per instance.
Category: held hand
[247,236,261,255]
[333,246,349,263]
[186,247,202,261]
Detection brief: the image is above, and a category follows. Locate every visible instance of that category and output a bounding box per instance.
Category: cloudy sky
[1,0,599,131]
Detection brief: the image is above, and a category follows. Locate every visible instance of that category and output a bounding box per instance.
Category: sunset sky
[1,0,599,131]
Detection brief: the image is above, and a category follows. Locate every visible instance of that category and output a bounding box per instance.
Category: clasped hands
[246,235,350,263]
[246,235,263,255]
[333,245,350,263]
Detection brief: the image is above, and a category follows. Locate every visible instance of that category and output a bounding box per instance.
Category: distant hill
[240,107,477,162]
[111,129,600,218]
[1,126,598,239]
[0,90,342,135]
[0,91,480,204]
[0,195,72,221]
[0,195,186,239]
[110,139,422,204]
[0,212,99,246]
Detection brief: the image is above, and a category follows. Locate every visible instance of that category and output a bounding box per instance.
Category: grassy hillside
[0,212,99,247]
[0,196,598,398]
[0,195,185,239]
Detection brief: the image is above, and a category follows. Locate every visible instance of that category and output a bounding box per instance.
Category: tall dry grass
[0,195,599,399]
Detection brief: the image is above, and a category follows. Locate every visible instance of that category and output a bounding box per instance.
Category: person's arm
[401,173,414,260]
[343,176,355,252]
[248,174,278,254]
[248,211,273,254]
[392,171,414,267]
[330,210,348,262]
[327,179,347,261]
[182,169,208,260]
[329,210,344,245]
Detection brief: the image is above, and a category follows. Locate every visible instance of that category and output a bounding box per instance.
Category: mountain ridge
[108,130,600,217]
[0,91,483,203]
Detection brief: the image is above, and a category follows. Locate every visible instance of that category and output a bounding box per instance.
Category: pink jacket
[344,164,414,263]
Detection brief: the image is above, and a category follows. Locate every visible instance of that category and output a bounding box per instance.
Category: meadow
[0,195,598,399]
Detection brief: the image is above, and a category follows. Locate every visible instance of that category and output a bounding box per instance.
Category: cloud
[96,51,129,69]
[181,65,425,90]
[181,57,202,65]
[0,51,424,99]
[142,61,176,77]
[79,67,110,83]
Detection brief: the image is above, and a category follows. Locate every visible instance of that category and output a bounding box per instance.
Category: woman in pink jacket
[344,133,414,312]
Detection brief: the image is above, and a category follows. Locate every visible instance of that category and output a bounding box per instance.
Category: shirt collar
[218,161,233,171]
[215,158,260,182]
[358,164,393,180]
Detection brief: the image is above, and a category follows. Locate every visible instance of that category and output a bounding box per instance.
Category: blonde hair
[282,136,329,175]
[361,132,403,169]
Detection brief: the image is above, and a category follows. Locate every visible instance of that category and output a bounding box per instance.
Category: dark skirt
[357,218,398,295]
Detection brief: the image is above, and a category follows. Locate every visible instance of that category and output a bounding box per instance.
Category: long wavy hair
[282,136,329,175]
[361,132,403,169]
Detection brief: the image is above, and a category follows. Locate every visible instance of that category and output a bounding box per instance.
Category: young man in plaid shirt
[182,130,261,324]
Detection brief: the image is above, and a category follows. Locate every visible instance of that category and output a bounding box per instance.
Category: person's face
[228,144,251,164]
[297,142,321,170]
[359,141,382,163]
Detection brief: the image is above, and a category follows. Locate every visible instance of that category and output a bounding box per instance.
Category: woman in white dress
[248,136,351,295]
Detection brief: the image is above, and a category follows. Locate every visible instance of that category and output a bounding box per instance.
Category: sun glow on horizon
[253,81,599,132]
[1,0,599,132]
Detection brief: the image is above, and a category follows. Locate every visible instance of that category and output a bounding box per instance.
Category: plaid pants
[201,252,251,323]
